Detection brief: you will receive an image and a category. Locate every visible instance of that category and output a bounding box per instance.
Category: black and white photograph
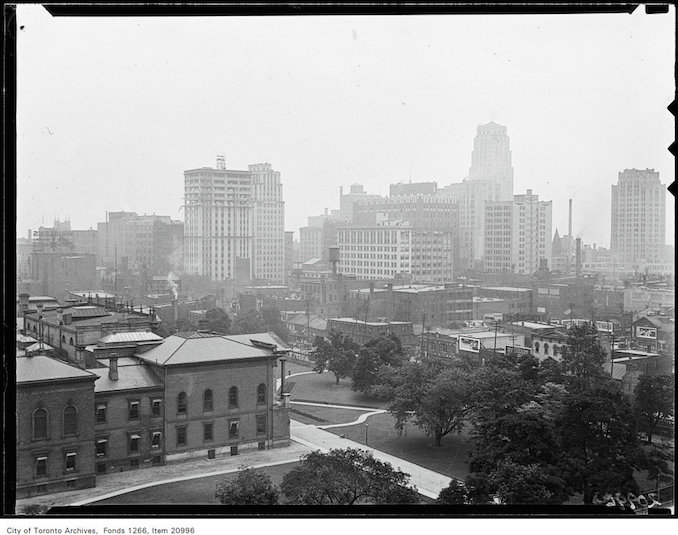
[6,2,675,520]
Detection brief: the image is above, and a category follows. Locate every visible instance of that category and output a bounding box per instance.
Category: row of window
[32,405,77,440]
[34,451,78,479]
[178,384,267,415]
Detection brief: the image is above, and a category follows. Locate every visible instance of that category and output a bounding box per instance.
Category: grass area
[290,404,373,426]
[289,372,388,409]
[91,462,299,505]
[326,412,474,481]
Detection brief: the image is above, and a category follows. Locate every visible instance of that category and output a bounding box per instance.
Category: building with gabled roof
[16,355,98,498]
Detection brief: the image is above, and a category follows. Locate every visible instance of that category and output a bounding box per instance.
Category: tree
[352,333,407,395]
[204,307,232,334]
[633,374,674,444]
[231,310,267,335]
[436,480,469,505]
[379,357,474,446]
[556,380,645,503]
[260,306,293,343]
[280,448,419,505]
[311,330,359,385]
[215,466,279,505]
[560,324,608,385]
[487,460,569,505]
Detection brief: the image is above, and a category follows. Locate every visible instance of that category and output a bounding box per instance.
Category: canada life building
[610,168,667,272]
[183,156,285,283]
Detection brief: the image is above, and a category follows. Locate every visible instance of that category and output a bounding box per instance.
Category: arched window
[63,405,77,436]
[257,383,266,405]
[229,387,238,409]
[534,342,540,353]
[544,343,549,354]
[69,337,74,345]
[62,335,66,344]
[203,389,213,412]
[33,408,48,440]
[177,392,187,414]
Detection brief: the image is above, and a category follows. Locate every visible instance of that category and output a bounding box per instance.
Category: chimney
[56,308,64,324]
[19,293,29,314]
[329,246,340,276]
[109,355,119,381]
[63,313,72,325]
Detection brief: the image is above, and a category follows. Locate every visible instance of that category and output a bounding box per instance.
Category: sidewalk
[15,440,313,511]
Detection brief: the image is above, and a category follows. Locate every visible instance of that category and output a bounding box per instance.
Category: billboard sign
[596,321,614,333]
[506,345,531,356]
[636,326,657,339]
[458,336,480,353]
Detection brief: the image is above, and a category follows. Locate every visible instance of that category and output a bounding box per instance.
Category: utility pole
[493,320,499,358]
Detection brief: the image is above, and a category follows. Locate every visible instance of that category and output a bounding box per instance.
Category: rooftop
[90,364,163,392]
[481,287,532,293]
[510,321,556,330]
[17,355,97,384]
[98,331,163,345]
[135,332,287,366]
[329,317,411,327]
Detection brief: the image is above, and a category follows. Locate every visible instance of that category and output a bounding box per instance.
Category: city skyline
[16,6,675,248]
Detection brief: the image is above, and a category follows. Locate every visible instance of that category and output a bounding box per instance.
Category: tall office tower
[284,231,295,284]
[468,121,514,201]
[484,189,552,275]
[336,221,454,282]
[611,168,666,270]
[184,157,254,281]
[250,163,285,283]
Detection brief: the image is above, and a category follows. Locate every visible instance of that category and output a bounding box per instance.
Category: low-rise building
[16,356,98,498]
[326,317,416,349]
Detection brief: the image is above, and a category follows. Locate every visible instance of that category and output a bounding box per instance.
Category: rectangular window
[151,399,162,417]
[176,426,187,447]
[96,404,107,424]
[129,434,140,454]
[151,432,162,448]
[65,452,76,472]
[228,420,239,439]
[128,401,140,420]
[96,438,108,457]
[36,456,47,478]
[203,422,214,442]
[256,414,267,435]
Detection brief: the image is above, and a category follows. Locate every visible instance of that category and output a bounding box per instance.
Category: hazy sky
[17,5,675,247]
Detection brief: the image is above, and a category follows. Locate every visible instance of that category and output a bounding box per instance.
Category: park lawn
[327,412,474,481]
[289,372,389,409]
[289,403,374,426]
[90,462,299,505]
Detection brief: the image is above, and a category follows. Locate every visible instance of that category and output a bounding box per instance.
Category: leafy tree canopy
[560,324,608,385]
[378,357,474,446]
[204,307,232,334]
[633,374,674,444]
[215,466,279,505]
[280,448,419,505]
[311,330,359,385]
[352,333,407,395]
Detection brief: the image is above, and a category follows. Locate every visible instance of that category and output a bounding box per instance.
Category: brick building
[326,317,416,350]
[90,357,165,474]
[16,332,291,497]
[134,332,290,461]
[16,356,98,498]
